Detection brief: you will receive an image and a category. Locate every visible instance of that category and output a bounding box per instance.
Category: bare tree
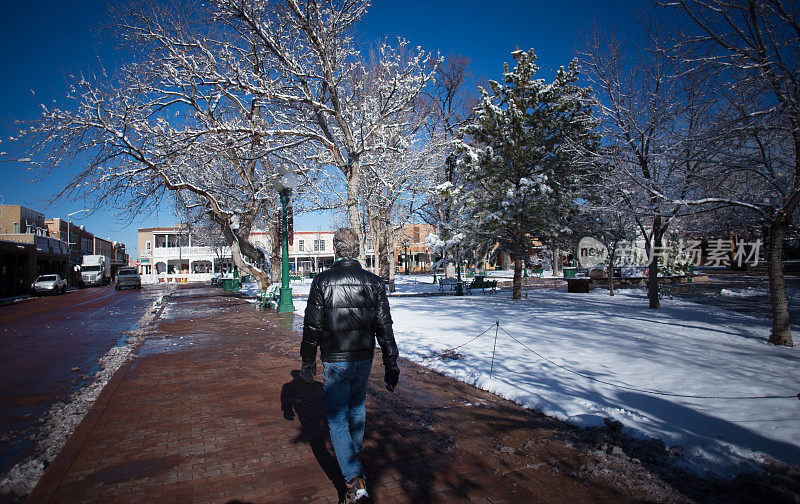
[9,0,441,289]
[658,0,800,346]
[418,55,478,264]
[360,104,446,290]
[581,24,712,308]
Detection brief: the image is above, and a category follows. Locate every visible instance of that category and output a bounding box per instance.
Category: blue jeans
[322,359,372,481]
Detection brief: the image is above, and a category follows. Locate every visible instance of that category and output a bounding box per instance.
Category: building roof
[138,225,189,233]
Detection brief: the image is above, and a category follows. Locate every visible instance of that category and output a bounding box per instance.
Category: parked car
[115,268,142,290]
[31,274,67,296]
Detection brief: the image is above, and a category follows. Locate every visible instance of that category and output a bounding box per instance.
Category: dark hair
[333,228,359,259]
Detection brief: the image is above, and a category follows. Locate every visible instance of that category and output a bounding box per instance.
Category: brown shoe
[344,475,370,503]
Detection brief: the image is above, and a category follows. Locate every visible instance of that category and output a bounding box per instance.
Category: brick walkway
[26,285,639,504]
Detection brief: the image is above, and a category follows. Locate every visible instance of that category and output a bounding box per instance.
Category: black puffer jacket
[301,259,398,366]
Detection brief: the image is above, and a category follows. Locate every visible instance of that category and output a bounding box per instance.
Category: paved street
[0,286,161,482]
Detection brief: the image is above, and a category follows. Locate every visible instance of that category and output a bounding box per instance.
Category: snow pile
[720,288,768,298]
[292,288,800,477]
[0,294,166,498]
[0,460,45,497]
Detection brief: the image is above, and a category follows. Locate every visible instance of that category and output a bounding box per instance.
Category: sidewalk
[25,285,642,504]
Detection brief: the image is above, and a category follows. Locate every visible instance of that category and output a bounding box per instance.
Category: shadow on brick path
[280,371,346,501]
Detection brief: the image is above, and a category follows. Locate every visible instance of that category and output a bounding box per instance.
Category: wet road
[0,285,162,480]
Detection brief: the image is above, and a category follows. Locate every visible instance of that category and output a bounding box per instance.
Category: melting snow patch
[719,288,768,297]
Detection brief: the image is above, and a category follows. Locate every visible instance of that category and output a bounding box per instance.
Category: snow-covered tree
[9,0,438,288]
[216,1,438,260]
[360,113,446,290]
[9,1,309,288]
[457,49,598,299]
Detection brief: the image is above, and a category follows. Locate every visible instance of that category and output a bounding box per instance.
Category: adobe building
[1,206,69,297]
[45,217,95,271]
[394,222,436,274]
[0,205,48,235]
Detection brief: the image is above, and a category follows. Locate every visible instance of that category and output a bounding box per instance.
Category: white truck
[80,255,111,287]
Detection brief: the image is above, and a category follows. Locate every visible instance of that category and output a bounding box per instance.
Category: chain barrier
[441,322,499,352]
[433,320,800,401]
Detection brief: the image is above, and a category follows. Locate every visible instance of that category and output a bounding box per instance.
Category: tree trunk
[767,218,793,346]
[512,248,523,300]
[608,261,615,297]
[386,240,396,292]
[270,226,282,284]
[346,160,366,263]
[553,246,560,277]
[646,222,663,309]
[221,222,271,290]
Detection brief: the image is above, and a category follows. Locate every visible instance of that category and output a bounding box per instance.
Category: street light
[67,209,88,262]
[455,244,464,296]
[273,165,300,314]
[404,239,410,275]
[229,216,240,285]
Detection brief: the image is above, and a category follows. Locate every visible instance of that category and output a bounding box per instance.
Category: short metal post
[489,320,499,378]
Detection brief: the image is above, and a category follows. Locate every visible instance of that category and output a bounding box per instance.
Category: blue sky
[0,0,650,257]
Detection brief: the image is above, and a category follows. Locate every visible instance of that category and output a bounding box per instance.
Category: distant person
[300,228,399,504]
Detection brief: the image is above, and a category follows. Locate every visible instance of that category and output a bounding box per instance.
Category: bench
[256,284,281,309]
[438,277,458,291]
[468,276,498,294]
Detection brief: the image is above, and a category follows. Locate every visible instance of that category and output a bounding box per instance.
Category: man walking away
[300,228,400,504]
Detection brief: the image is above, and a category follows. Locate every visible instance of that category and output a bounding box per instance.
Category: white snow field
[291,282,800,477]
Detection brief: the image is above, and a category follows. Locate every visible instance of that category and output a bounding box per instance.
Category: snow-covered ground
[292,283,800,477]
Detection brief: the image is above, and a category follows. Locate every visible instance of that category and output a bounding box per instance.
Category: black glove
[300,360,316,383]
[384,365,399,392]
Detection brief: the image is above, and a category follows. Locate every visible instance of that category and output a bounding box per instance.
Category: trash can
[563,267,577,278]
[222,277,240,291]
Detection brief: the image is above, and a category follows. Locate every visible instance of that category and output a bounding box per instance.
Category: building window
[146,241,151,250]
[314,239,325,252]
[13,222,19,234]
[298,239,304,252]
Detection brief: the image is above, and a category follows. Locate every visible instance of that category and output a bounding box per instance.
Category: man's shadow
[280,370,347,499]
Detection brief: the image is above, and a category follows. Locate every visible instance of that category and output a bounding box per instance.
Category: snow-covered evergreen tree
[457,49,597,299]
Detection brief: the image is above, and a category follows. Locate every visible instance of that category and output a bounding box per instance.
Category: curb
[25,298,164,504]
[25,340,145,504]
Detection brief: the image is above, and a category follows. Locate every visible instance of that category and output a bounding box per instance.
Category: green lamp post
[274,165,299,313]
[455,244,464,296]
